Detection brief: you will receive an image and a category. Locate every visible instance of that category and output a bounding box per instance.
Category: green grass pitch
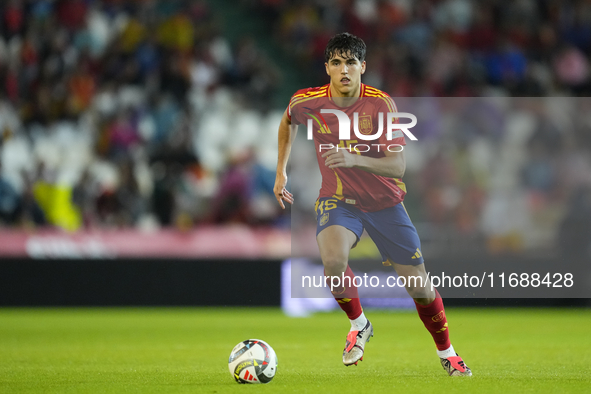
[1,307,590,393]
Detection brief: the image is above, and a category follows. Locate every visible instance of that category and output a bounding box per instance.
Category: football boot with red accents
[440,354,472,376]
[343,320,373,366]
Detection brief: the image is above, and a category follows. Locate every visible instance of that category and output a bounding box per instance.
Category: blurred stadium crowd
[255,0,591,96]
[0,0,283,232]
[1,0,591,257]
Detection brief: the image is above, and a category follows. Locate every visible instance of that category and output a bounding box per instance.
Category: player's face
[325,52,366,97]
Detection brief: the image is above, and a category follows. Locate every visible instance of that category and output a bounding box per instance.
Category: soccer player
[273,32,471,376]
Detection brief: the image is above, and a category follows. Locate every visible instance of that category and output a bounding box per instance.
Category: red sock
[325,265,362,320]
[414,289,451,351]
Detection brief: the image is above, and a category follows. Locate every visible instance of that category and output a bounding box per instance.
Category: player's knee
[405,285,433,302]
[413,296,436,305]
[322,255,348,275]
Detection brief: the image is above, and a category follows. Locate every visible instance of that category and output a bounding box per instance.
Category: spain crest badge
[358,115,373,135]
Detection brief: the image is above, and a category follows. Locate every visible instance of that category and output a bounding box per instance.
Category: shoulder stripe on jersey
[364,91,389,98]
[364,89,397,109]
[292,87,329,99]
[292,90,327,99]
[293,86,327,95]
[364,86,388,95]
[290,93,329,111]
[291,90,328,108]
[292,89,328,102]
[364,86,382,92]
[364,93,396,113]
[364,90,391,100]
[364,86,385,91]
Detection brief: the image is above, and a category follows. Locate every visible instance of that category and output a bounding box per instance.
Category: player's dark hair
[324,32,366,63]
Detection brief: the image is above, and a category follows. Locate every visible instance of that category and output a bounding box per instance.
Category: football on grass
[228,339,277,384]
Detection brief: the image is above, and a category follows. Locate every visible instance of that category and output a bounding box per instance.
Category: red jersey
[288,83,407,212]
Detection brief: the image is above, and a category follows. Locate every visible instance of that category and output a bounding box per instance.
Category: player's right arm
[274,109,297,209]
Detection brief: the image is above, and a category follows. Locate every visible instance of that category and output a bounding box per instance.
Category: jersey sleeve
[286,102,292,122]
[287,88,310,125]
[377,95,406,146]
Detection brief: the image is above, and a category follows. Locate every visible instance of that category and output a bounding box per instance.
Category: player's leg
[388,262,450,353]
[390,261,471,376]
[317,225,363,321]
[363,203,471,376]
[389,263,447,348]
[315,199,371,366]
[317,224,356,278]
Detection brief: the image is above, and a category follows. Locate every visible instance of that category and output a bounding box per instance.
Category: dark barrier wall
[0,259,282,307]
[0,258,588,307]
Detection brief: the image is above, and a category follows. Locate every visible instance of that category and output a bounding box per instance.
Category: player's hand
[322,147,357,169]
[273,173,294,209]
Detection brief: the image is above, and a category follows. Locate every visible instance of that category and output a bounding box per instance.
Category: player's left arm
[322,147,406,178]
